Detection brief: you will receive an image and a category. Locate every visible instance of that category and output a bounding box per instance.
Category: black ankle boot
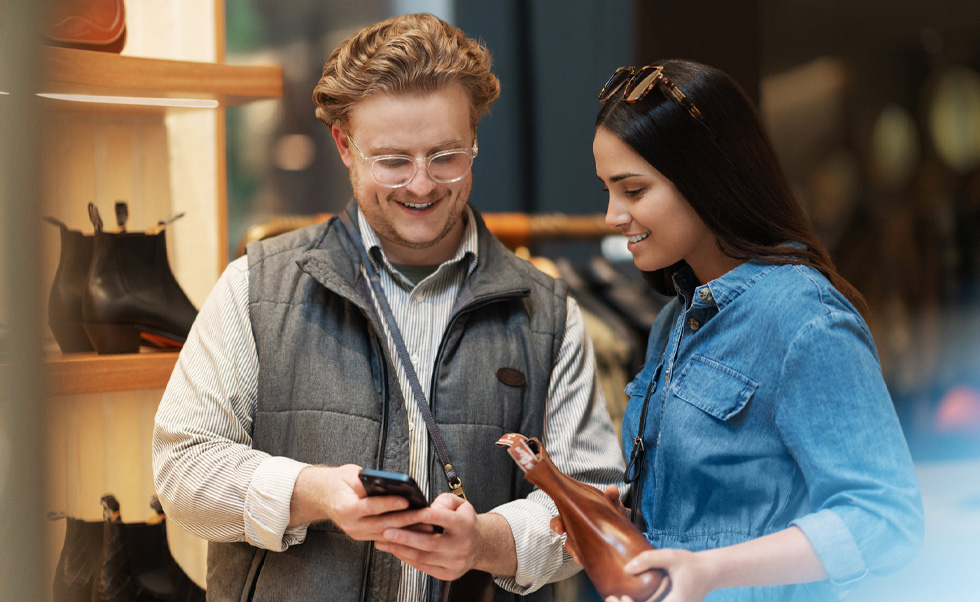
[92,494,207,602]
[93,494,141,602]
[44,217,95,353]
[81,205,198,355]
[48,512,104,602]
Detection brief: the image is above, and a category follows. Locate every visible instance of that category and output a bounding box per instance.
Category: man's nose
[404,161,438,197]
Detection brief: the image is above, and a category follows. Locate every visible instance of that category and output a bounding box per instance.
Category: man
[153,13,624,601]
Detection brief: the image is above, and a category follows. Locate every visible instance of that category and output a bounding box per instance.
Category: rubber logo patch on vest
[496,367,526,387]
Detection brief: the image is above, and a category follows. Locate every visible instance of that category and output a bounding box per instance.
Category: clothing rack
[235,212,615,257]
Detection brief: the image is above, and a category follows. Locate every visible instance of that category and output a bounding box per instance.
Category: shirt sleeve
[491,296,627,594]
[152,256,310,551]
[775,310,924,589]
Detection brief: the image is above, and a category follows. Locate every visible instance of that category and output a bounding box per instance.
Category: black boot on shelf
[44,217,95,353]
[93,494,207,602]
[81,203,198,355]
[135,496,207,602]
[48,511,104,602]
[93,494,142,602]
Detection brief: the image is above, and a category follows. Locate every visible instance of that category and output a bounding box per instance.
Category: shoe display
[44,217,95,353]
[81,204,198,354]
[497,433,670,602]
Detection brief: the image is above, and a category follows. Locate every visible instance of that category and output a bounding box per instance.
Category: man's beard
[350,164,471,252]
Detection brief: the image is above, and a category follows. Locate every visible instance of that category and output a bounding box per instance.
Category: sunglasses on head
[598,64,704,122]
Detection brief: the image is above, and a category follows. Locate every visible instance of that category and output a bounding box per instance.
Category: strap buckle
[445,464,466,500]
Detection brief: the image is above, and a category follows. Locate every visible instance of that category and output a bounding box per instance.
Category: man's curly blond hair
[312,13,500,130]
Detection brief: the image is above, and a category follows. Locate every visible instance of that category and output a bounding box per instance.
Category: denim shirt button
[699,287,713,302]
[688,317,701,331]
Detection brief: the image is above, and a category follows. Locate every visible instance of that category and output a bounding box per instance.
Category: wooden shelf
[39,46,283,106]
[46,351,179,396]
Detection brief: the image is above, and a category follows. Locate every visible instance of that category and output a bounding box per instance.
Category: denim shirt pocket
[673,355,758,421]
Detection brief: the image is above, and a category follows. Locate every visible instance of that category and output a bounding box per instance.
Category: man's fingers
[429,492,466,510]
[376,541,465,581]
[360,494,411,516]
[550,515,566,536]
[381,524,446,553]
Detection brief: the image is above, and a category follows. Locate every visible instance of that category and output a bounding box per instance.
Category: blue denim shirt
[622,260,924,601]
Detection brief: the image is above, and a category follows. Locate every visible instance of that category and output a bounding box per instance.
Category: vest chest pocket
[672,355,758,421]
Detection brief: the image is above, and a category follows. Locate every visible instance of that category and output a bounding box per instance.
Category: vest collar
[295,200,531,306]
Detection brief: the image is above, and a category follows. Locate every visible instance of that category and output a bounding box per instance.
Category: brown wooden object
[44,0,128,53]
[497,433,670,601]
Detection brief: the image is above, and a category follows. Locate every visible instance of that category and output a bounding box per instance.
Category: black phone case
[359,469,429,509]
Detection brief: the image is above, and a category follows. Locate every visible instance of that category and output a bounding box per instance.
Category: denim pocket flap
[673,355,758,421]
[625,376,645,397]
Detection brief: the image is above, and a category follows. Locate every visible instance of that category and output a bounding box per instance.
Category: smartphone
[358,468,429,509]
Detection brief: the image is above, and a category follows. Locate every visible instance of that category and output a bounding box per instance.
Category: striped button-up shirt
[153,207,626,599]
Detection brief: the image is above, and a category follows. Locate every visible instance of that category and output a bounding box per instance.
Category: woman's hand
[603,483,630,518]
[605,548,714,602]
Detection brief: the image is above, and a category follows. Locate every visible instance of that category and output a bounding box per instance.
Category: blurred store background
[222,0,980,599]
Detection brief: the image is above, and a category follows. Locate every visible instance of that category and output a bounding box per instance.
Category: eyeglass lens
[598,67,634,102]
[625,67,663,102]
[372,150,473,187]
[625,67,664,102]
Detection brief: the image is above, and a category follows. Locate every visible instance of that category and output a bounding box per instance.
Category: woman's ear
[330,124,353,167]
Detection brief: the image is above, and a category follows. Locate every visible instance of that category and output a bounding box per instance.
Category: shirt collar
[673,259,780,311]
[356,204,479,285]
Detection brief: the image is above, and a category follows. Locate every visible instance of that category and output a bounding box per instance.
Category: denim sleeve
[774,310,924,588]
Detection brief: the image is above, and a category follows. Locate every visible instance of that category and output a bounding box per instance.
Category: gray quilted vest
[206,205,568,602]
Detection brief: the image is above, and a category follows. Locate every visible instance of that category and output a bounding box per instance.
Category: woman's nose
[605,197,629,230]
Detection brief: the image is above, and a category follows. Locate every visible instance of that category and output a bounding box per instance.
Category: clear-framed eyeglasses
[346,133,478,188]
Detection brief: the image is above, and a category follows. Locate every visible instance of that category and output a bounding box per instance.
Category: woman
[592,60,923,601]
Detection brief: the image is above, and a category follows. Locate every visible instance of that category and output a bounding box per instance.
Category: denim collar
[673,259,780,312]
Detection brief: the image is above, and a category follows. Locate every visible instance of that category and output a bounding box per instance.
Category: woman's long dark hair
[596,59,868,315]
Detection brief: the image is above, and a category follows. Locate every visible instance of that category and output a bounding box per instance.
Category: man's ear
[331,124,353,167]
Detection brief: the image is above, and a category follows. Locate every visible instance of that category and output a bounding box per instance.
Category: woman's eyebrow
[609,173,642,183]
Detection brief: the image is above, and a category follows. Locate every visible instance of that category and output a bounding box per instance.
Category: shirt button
[411,354,420,364]
[688,317,701,331]
[699,288,713,302]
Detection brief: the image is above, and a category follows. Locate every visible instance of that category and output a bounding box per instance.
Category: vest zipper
[427,290,528,456]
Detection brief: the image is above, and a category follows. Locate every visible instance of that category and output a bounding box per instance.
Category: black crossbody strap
[340,211,466,500]
[624,336,669,526]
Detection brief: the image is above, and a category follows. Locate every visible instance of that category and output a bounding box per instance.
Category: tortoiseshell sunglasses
[598,64,704,122]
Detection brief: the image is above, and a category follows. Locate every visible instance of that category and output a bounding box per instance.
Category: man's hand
[291,464,422,540]
[374,493,518,581]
